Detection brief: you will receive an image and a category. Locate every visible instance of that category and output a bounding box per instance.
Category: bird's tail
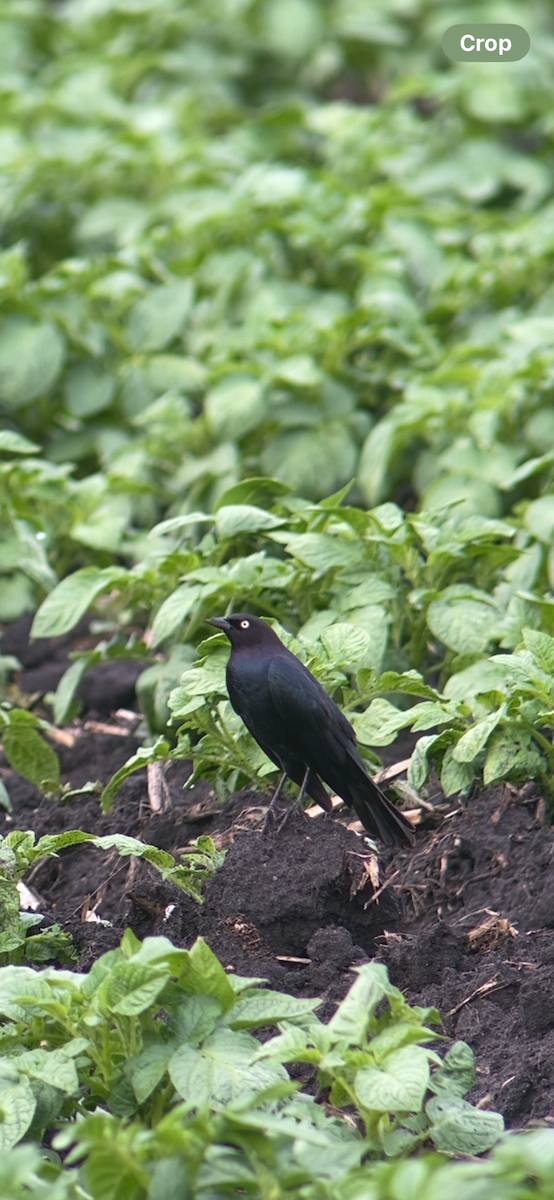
[348,774,415,847]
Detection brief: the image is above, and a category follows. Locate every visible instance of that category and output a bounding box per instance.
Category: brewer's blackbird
[206,613,415,847]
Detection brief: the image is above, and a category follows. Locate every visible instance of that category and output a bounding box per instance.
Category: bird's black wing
[267,652,414,846]
[226,649,332,811]
[267,653,359,784]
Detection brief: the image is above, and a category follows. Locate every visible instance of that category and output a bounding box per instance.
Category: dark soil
[2,614,554,1127]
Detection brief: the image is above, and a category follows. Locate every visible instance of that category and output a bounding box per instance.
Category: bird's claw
[261,798,307,835]
[261,803,285,835]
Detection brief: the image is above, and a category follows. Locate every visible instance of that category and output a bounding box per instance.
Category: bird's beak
[206,615,232,632]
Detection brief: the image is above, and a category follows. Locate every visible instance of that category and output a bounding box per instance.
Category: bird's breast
[226,651,271,715]
[226,651,289,747]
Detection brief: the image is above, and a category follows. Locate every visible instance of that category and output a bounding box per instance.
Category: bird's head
[206,613,282,650]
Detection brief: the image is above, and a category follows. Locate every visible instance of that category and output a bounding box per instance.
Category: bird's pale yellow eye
[240,620,250,629]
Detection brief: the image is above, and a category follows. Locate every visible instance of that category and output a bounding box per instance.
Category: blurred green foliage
[2,0,554,609]
[2,0,554,801]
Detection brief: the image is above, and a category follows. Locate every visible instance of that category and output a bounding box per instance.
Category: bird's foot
[261,797,307,835]
[280,800,310,829]
[261,802,287,835]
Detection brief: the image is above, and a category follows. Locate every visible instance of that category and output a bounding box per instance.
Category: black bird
[206,613,415,847]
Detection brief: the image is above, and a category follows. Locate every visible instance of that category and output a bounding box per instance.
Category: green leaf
[226,991,320,1029]
[380,1126,422,1157]
[355,1046,431,1114]
[274,355,322,388]
[0,874,21,947]
[127,281,194,352]
[490,1127,554,1179]
[358,420,397,506]
[9,520,57,592]
[18,1046,79,1094]
[149,513,212,538]
[440,748,476,796]
[168,1028,286,1110]
[214,505,285,538]
[352,699,414,746]
[83,1144,147,1200]
[524,495,554,543]
[371,503,407,534]
[31,567,123,638]
[205,375,266,440]
[443,660,508,714]
[369,1021,441,1062]
[150,584,202,648]
[0,431,40,455]
[427,1093,504,1154]
[137,643,196,731]
[254,1025,317,1065]
[430,1041,475,1098]
[148,1157,191,1200]
[0,780,12,813]
[271,532,361,571]
[376,671,443,701]
[427,597,501,654]
[52,658,91,724]
[320,622,373,668]
[0,317,64,409]
[483,729,545,786]
[169,993,222,1046]
[65,364,115,417]
[169,656,228,705]
[128,1045,172,1105]
[328,964,394,1043]
[24,925,77,965]
[319,480,355,509]
[213,478,292,510]
[409,701,458,733]
[100,740,169,812]
[523,628,554,675]
[103,963,171,1016]
[452,708,505,763]
[0,967,53,1021]
[408,735,440,791]
[144,354,207,394]
[180,938,236,1010]
[33,828,217,902]
[33,829,95,857]
[0,1077,36,1150]
[77,197,148,249]
[2,723,60,789]
[94,836,174,869]
[70,496,132,554]
[263,426,357,500]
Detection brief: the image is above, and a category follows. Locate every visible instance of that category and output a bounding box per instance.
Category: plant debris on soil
[3,615,554,1129]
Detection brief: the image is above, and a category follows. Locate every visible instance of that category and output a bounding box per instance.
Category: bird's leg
[296,766,310,808]
[269,771,288,810]
[261,772,288,833]
[262,768,312,833]
[277,767,311,830]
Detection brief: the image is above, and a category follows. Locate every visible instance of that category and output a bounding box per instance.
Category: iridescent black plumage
[207,613,415,847]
